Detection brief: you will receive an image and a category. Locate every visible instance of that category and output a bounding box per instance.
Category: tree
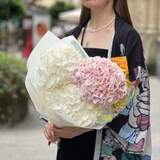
[0,0,25,53]
[0,0,25,21]
[49,1,75,23]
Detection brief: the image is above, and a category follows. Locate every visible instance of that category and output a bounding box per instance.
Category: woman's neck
[89,4,115,29]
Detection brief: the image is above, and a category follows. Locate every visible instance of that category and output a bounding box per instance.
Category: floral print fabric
[100,66,151,160]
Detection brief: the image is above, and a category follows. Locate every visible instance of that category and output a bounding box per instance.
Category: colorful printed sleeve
[101,30,151,160]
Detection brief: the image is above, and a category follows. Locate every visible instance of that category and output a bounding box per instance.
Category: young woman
[43,0,151,159]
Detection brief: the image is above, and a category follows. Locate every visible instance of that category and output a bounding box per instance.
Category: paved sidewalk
[0,76,160,160]
[0,106,58,160]
[150,77,160,160]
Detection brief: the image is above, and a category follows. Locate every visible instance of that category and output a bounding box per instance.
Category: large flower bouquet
[25,31,135,129]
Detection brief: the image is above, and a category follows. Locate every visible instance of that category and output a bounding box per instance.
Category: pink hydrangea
[72,57,128,108]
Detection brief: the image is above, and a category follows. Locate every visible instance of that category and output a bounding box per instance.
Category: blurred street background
[0,0,160,160]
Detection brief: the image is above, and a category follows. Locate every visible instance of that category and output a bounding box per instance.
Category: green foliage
[49,1,75,21]
[0,0,25,21]
[0,53,28,125]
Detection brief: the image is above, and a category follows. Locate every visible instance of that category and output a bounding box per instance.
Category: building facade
[128,0,160,71]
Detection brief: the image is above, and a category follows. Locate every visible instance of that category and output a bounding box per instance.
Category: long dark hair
[79,0,133,26]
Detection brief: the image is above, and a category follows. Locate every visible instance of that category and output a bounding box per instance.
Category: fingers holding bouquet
[52,126,92,139]
[44,122,92,140]
[43,122,59,143]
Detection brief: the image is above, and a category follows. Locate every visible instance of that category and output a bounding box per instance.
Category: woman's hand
[53,126,92,139]
[43,122,92,141]
[43,122,59,143]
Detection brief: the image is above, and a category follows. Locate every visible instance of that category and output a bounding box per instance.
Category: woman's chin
[82,0,109,9]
